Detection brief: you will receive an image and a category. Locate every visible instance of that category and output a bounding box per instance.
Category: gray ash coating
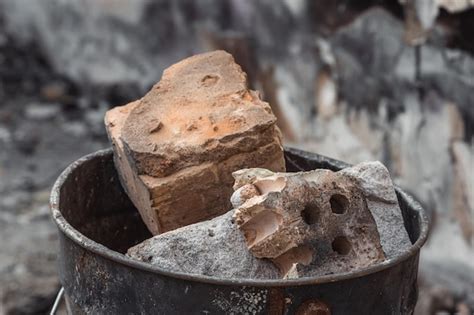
[127,210,280,279]
[339,161,412,258]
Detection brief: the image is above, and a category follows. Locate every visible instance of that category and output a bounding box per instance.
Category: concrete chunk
[126,210,281,279]
[339,161,412,258]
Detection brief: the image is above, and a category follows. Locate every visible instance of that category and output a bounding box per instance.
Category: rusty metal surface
[50,148,429,314]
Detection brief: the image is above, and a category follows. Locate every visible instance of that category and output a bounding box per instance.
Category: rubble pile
[127,161,409,279]
[114,52,411,279]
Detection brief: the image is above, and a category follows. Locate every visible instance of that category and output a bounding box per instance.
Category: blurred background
[0,0,472,314]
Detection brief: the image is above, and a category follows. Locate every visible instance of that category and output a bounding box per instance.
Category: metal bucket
[50,148,429,314]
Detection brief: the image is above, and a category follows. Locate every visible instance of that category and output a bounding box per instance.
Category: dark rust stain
[296,299,331,315]
[267,288,286,315]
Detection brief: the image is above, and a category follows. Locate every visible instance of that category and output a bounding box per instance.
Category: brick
[105,51,285,234]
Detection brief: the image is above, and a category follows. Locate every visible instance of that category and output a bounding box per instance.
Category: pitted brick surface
[231,162,410,277]
[105,51,285,234]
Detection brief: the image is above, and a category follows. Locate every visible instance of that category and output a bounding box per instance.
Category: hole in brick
[272,245,314,277]
[201,74,219,87]
[254,177,286,194]
[241,210,284,248]
[301,202,320,225]
[332,236,351,255]
[330,194,348,214]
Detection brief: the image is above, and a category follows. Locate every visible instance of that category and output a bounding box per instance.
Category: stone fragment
[105,51,285,235]
[127,210,280,279]
[232,168,385,277]
[339,161,412,258]
[231,162,410,277]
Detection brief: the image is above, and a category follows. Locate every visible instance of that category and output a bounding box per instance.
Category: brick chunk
[105,51,285,234]
[231,163,406,277]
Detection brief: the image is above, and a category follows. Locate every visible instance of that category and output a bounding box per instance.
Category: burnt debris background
[0,0,472,314]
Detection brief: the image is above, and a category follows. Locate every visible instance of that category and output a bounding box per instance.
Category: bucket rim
[50,147,430,287]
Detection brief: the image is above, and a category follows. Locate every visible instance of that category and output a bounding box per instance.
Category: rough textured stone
[231,167,387,277]
[127,210,280,279]
[105,51,285,235]
[120,51,281,178]
[231,162,411,277]
[128,161,411,279]
[339,161,412,258]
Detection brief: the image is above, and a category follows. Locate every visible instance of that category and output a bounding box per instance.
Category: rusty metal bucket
[50,148,429,314]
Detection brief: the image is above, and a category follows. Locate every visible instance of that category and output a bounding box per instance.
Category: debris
[127,210,281,279]
[339,161,412,258]
[2,0,472,310]
[231,167,385,276]
[128,161,410,279]
[231,162,411,276]
[105,51,285,234]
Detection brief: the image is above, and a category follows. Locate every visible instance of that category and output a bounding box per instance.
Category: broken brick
[105,51,285,234]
